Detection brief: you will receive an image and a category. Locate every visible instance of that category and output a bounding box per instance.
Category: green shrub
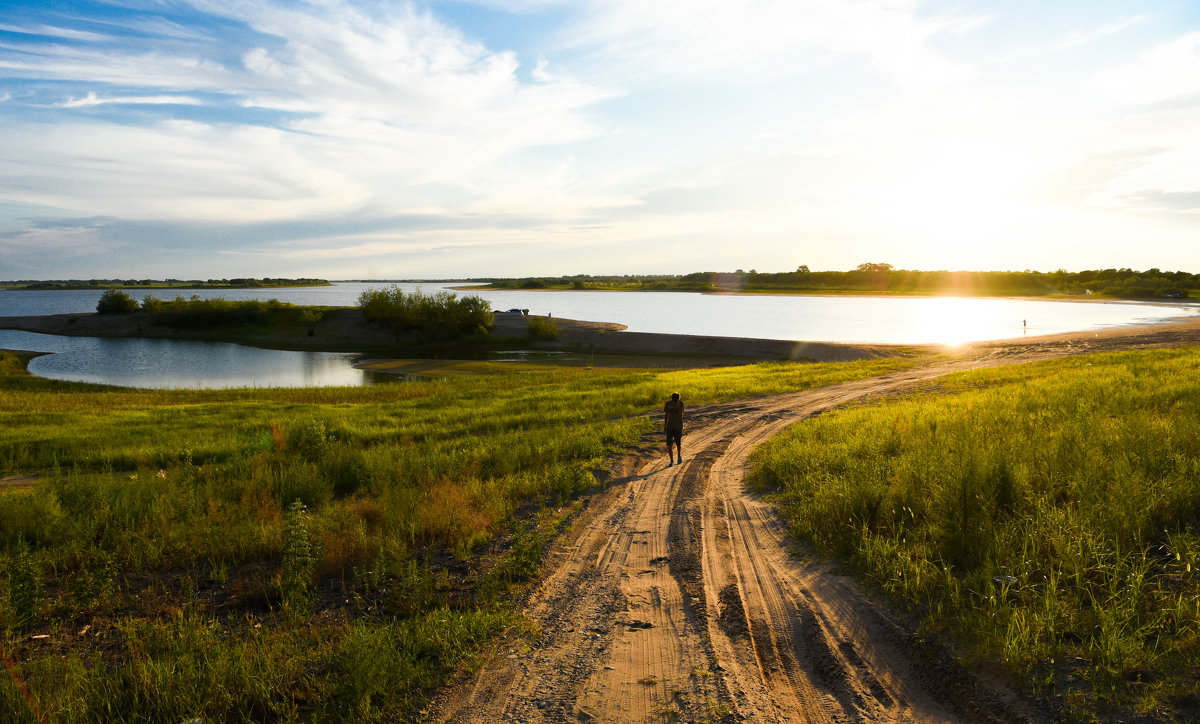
[280,500,319,614]
[96,287,139,314]
[356,286,493,339]
[526,316,560,340]
[291,418,332,462]
[139,295,304,329]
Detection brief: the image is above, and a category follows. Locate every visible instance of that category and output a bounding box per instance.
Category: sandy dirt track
[431,320,1200,723]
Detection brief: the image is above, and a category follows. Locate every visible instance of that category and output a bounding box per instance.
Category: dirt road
[432,317,1200,723]
[428,348,1065,722]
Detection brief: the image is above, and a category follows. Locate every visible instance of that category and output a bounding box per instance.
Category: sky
[0,0,1198,281]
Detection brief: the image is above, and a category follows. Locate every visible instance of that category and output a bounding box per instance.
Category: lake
[1,283,1196,388]
[3,282,1195,344]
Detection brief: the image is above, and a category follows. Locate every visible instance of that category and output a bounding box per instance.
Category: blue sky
[1,0,1198,280]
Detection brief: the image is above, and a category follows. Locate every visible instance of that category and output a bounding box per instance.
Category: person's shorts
[666,428,683,446]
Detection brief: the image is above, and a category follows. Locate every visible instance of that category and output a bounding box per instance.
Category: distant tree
[96,288,139,314]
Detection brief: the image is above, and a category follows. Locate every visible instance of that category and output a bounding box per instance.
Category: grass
[0,348,912,721]
[750,346,1200,721]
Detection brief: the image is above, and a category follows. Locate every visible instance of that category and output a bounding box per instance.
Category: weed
[280,500,319,615]
[5,537,42,630]
[704,698,732,722]
[291,418,332,462]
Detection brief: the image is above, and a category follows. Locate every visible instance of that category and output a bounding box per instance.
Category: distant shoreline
[2,278,331,291]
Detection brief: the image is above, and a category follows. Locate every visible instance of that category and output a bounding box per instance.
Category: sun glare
[910,296,986,346]
[871,139,1037,268]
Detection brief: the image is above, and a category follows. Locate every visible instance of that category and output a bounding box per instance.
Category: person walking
[664,392,684,466]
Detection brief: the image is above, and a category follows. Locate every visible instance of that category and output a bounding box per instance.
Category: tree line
[477,265,1198,299]
[14,278,330,290]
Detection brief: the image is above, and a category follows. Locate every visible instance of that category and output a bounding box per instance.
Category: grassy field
[0,350,912,722]
[751,347,1200,721]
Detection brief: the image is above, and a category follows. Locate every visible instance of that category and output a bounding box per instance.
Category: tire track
[433,356,1058,723]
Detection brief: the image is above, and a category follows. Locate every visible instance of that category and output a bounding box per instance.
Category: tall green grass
[0,350,912,721]
[751,347,1200,720]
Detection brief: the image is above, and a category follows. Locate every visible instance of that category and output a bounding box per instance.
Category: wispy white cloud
[53,91,204,108]
[991,14,1146,64]
[0,0,613,226]
[1055,15,1145,50]
[1120,189,1200,212]
[0,22,111,42]
[1035,147,1171,206]
[1090,30,1200,105]
[0,44,239,91]
[559,0,976,87]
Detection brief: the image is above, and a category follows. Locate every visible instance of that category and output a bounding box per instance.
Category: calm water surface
[2,283,1196,388]
[0,329,380,389]
[2,282,1195,344]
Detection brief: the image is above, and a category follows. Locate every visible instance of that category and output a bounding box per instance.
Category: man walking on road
[664,392,684,466]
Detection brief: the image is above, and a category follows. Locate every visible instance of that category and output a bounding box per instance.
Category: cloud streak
[53,92,204,107]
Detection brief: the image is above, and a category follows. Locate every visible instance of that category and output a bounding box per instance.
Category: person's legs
[666,429,680,465]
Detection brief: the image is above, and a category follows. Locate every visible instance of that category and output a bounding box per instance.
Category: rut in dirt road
[433,360,1054,723]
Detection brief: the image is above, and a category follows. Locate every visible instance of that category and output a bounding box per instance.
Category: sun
[908,296,990,346]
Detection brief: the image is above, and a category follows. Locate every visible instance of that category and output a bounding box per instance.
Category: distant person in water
[664,392,684,466]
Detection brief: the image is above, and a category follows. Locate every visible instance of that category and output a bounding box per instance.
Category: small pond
[0,330,388,389]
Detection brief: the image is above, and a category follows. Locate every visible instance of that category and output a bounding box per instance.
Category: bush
[526,316,560,340]
[138,295,299,328]
[96,288,139,314]
[356,286,493,339]
[140,293,164,313]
